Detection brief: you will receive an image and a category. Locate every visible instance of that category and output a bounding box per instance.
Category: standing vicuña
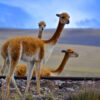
[1,12,70,96]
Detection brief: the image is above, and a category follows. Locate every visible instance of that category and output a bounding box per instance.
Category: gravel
[0,79,100,100]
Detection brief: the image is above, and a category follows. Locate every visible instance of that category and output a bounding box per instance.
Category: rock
[55,80,65,86]
[87,80,95,84]
[66,88,75,92]
[0,78,6,84]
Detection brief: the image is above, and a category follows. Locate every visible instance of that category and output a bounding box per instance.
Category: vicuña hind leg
[1,59,10,99]
[25,62,34,94]
[5,43,22,97]
[6,62,17,98]
[0,60,7,75]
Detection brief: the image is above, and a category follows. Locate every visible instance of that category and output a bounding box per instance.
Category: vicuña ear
[56,14,60,17]
[61,50,67,53]
[38,23,40,26]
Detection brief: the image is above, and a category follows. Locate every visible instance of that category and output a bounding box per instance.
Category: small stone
[1,78,6,84]
[55,80,65,86]
[32,94,54,100]
[87,81,95,84]
[66,88,75,92]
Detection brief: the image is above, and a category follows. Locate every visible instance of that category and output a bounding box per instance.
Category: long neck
[51,53,70,74]
[38,30,42,39]
[44,21,64,44]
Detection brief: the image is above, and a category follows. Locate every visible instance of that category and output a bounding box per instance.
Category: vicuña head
[38,21,46,39]
[56,12,70,24]
[62,49,79,57]
[38,21,46,31]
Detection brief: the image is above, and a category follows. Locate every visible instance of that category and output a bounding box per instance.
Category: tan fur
[16,64,27,76]
[16,49,78,76]
[16,65,51,76]
[0,12,70,96]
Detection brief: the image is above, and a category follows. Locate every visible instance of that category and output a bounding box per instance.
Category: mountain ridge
[0,28,100,46]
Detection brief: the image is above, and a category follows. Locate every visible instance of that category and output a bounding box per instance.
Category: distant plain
[0,28,100,77]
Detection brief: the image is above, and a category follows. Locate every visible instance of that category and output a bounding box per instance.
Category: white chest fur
[21,49,40,62]
[44,43,55,63]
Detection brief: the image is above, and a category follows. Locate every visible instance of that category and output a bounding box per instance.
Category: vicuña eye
[61,16,65,19]
[70,51,73,53]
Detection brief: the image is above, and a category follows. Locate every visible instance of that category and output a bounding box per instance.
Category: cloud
[76,18,100,28]
[0,0,100,28]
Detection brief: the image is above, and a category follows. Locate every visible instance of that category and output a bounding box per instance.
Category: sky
[0,0,100,29]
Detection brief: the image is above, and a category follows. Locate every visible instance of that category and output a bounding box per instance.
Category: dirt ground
[0,79,100,100]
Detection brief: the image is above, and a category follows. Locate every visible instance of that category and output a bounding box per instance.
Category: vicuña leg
[25,62,34,94]
[1,59,10,100]
[12,75,22,96]
[6,62,17,97]
[0,60,7,75]
[35,61,41,95]
[4,43,22,97]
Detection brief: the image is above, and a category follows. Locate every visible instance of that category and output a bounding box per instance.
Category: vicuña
[0,12,70,96]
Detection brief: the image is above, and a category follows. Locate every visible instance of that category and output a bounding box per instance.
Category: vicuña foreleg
[25,62,35,94]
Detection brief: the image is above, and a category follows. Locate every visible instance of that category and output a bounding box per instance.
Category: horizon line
[0,27,100,30]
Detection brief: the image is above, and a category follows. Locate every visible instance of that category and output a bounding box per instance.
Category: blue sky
[0,0,100,29]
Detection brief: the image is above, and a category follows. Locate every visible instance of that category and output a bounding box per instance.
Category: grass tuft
[67,91,100,100]
[25,94,33,100]
[48,94,54,100]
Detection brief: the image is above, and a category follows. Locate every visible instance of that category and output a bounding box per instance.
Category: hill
[0,28,100,46]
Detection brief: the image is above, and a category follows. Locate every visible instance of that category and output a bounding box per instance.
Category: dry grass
[67,91,100,100]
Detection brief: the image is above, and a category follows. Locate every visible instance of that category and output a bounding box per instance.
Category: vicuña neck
[44,21,64,44]
[38,30,42,39]
[51,53,70,74]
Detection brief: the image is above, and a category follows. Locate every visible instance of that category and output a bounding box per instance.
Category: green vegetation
[68,91,100,100]
[31,87,36,92]
[48,94,54,100]
[25,94,33,100]
[11,93,23,100]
